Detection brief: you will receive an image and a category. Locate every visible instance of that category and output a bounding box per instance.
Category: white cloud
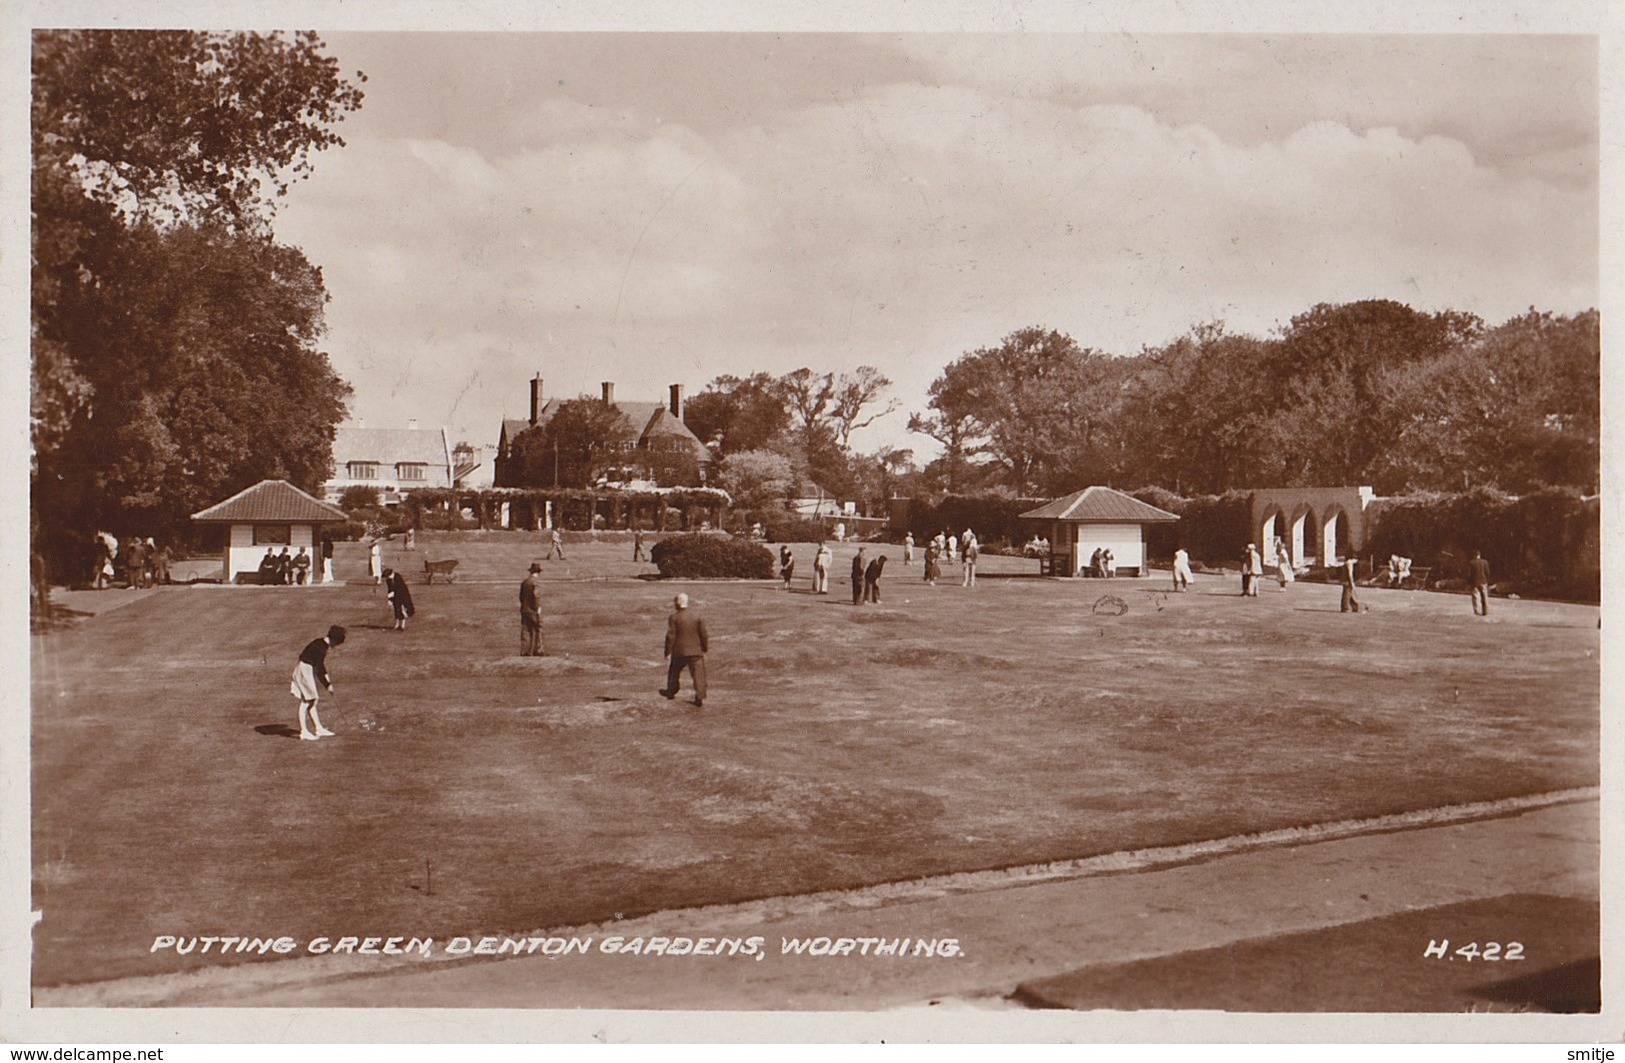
[271,34,1597,457]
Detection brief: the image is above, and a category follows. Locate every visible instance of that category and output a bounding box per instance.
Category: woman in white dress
[1275,537,1295,588]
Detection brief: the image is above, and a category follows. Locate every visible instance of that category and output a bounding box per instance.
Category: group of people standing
[1239,538,1298,597]
[913,528,979,587]
[91,532,171,590]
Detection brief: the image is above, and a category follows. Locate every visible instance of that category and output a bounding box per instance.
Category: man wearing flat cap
[519,561,545,656]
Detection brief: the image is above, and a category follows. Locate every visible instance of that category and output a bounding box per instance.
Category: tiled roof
[501,398,710,461]
[501,417,536,445]
[333,426,449,466]
[193,480,351,524]
[638,406,713,463]
[1020,486,1181,523]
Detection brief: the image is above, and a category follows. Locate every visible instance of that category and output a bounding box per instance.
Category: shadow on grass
[254,724,300,739]
[31,605,94,633]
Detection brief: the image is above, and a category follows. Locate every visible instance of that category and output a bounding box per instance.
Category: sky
[267,30,1600,458]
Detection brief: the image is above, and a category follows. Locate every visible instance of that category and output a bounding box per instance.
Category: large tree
[506,398,639,488]
[34,223,352,538]
[32,29,364,552]
[680,373,791,457]
[1116,324,1278,493]
[913,327,1119,495]
[715,449,796,511]
[1370,309,1598,493]
[1271,300,1483,488]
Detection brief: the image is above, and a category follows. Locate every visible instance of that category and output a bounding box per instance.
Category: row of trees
[911,304,1598,498]
[606,298,1596,522]
[31,30,364,559]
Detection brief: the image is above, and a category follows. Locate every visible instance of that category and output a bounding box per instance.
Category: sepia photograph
[6,0,1617,1046]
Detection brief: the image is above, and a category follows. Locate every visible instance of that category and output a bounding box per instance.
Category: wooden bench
[423,558,459,584]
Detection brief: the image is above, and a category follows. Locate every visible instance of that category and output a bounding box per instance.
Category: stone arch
[1290,504,1319,566]
[1322,505,1353,564]
[1260,505,1287,565]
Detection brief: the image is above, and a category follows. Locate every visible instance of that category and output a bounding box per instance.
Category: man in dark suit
[662,592,709,707]
[851,546,868,605]
[519,562,544,656]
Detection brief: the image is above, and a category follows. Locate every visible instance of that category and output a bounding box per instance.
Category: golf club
[324,692,354,732]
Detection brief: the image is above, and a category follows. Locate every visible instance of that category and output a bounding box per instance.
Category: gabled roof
[333,426,449,467]
[193,480,351,524]
[1020,486,1181,523]
[637,406,714,463]
[501,398,712,462]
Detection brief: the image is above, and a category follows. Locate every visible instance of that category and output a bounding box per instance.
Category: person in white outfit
[813,542,833,593]
[1172,548,1193,591]
[290,626,345,741]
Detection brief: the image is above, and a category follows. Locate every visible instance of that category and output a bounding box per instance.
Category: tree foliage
[715,449,796,511]
[32,30,364,553]
[681,373,791,457]
[913,305,1597,498]
[33,30,365,229]
[681,366,904,510]
[507,398,638,488]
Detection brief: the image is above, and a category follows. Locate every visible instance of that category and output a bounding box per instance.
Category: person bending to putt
[291,625,345,741]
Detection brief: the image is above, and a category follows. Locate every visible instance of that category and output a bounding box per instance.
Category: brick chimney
[601,381,615,406]
[529,374,544,425]
[669,383,683,420]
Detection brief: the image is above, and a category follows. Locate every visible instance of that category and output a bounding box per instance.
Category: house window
[253,524,291,545]
[347,462,379,479]
[397,463,427,481]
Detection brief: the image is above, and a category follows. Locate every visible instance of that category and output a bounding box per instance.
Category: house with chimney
[494,375,713,488]
[324,421,478,506]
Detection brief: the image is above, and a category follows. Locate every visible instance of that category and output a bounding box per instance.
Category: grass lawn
[30,537,1599,987]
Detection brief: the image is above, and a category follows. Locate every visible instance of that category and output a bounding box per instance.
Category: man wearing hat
[519,562,545,656]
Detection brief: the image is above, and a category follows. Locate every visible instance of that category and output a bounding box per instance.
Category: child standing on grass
[291,626,345,741]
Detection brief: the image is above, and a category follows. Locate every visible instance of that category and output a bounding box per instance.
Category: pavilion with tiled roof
[192,479,349,584]
[1020,485,1180,577]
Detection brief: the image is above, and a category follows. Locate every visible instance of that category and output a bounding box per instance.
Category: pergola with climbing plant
[405,486,731,534]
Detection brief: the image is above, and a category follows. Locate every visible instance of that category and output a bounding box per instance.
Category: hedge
[739,511,834,544]
[905,493,1040,545]
[1364,486,1598,601]
[650,534,775,579]
[1131,488,1253,568]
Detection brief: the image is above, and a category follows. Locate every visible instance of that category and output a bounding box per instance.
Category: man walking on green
[661,593,709,707]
